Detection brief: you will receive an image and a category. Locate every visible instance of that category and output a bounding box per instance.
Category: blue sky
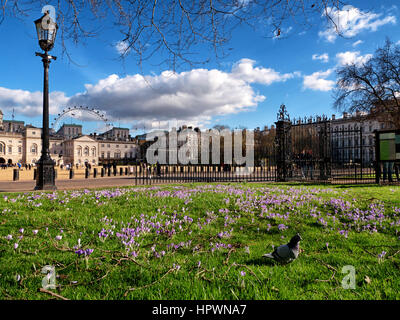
[0,1,399,135]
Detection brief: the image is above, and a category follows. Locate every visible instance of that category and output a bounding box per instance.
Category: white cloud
[4,58,298,128]
[115,41,130,55]
[312,53,329,63]
[231,58,298,84]
[396,40,400,46]
[303,69,335,92]
[352,40,363,47]
[0,59,299,128]
[319,5,396,43]
[0,87,68,117]
[336,51,372,66]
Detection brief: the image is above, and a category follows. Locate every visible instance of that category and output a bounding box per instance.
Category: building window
[84,147,89,156]
[101,152,105,158]
[77,146,82,156]
[107,152,110,158]
[18,146,22,154]
[91,147,96,157]
[115,153,120,159]
[31,144,38,154]
[32,131,36,135]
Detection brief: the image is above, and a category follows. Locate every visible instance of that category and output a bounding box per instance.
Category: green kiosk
[376,130,400,183]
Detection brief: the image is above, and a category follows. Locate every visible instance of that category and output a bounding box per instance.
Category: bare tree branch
[1,0,347,69]
[334,38,400,127]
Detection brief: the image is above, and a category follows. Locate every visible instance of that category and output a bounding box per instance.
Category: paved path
[0,177,142,192]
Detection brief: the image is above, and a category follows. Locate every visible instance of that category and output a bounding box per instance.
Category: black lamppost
[34,11,58,190]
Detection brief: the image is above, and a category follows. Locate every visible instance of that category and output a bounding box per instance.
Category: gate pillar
[275,104,292,182]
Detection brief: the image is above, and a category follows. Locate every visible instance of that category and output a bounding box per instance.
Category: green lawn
[0,183,400,300]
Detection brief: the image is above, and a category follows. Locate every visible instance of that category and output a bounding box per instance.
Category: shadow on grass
[246,257,278,266]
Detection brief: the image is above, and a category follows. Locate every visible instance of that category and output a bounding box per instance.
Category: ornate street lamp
[34,11,58,190]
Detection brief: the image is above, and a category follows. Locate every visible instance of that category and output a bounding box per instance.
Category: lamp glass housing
[34,12,58,52]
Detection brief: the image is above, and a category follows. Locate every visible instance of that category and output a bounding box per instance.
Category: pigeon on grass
[263,233,302,264]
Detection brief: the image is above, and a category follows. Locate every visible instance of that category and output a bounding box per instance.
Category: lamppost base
[35,158,57,190]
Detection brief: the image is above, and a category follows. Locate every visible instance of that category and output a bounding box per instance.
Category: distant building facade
[56,124,82,140]
[0,109,138,166]
[330,111,396,165]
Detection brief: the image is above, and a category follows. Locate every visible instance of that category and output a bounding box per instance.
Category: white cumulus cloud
[303,69,335,92]
[319,5,396,43]
[0,87,69,117]
[115,41,131,55]
[231,58,298,84]
[0,59,299,129]
[26,58,301,128]
[312,53,329,63]
[336,51,372,66]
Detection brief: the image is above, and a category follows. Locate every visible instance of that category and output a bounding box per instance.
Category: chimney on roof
[332,114,335,120]
[343,112,348,118]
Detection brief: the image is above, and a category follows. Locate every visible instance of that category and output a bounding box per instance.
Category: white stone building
[0,109,138,166]
[330,111,396,165]
[63,135,99,166]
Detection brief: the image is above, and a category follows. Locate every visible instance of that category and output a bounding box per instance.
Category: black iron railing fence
[12,105,400,185]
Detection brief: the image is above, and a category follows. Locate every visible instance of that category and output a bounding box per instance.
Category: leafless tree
[1,0,346,69]
[334,38,400,128]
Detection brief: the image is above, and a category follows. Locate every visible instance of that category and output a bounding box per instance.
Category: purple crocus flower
[173,264,181,271]
[277,224,287,231]
[378,251,386,259]
[75,248,94,257]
